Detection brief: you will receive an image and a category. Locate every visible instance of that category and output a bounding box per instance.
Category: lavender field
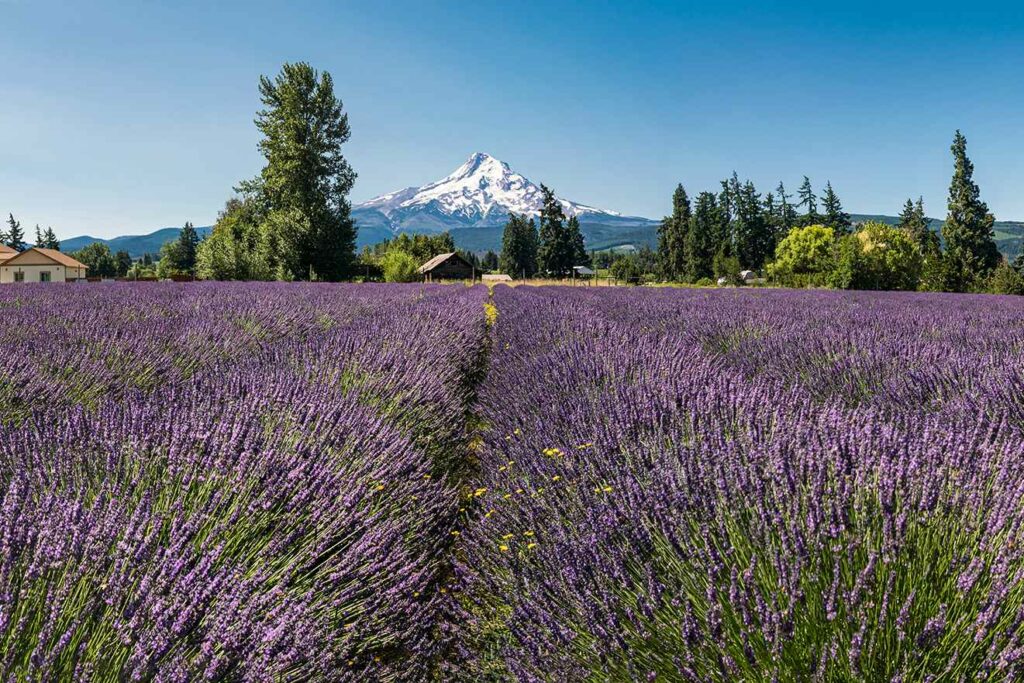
[3,283,1024,681]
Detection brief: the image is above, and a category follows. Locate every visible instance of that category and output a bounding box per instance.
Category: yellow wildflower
[524,531,535,537]
[552,475,561,481]
[502,533,514,540]
[473,487,488,497]
[499,544,509,552]
[527,543,538,549]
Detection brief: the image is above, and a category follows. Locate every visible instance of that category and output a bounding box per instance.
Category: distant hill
[62,227,212,259]
[62,213,1024,262]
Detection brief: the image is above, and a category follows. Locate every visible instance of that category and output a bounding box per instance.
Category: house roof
[573,265,595,275]
[0,245,16,255]
[418,252,473,274]
[2,247,88,270]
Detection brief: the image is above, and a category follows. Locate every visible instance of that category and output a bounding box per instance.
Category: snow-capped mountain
[353,152,628,234]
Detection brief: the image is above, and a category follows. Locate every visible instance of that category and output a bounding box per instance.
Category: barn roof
[418,252,473,274]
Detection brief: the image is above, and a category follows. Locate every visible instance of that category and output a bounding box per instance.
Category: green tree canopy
[72,242,117,278]
[941,130,999,291]
[536,185,571,276]
[201,62,357,282]
[820,182,851,234]
[5,214,25,251]
[499,214,539,278]
[657,184,691,281]
[767,224,836,287]
[831,222,923,291]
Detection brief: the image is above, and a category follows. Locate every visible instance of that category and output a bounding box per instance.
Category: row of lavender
[457,287,1024,681]
[0,283,487,681]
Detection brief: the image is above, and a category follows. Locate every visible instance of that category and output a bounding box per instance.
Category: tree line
[497,185,589,278]
[648,130,1012,294]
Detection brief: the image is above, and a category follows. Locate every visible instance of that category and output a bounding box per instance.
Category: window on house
[13,272,24,283]
[39,272,51,283]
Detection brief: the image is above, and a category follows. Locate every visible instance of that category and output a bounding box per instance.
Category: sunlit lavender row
[0,283,487,681]
[456,286,1024,681]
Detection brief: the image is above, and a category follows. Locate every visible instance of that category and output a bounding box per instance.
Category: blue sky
[2,0,1023,238]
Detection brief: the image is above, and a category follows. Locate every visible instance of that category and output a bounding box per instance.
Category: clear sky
[2,0,1023,238]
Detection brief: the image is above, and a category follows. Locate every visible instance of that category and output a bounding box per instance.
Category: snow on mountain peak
[356,153,620,230]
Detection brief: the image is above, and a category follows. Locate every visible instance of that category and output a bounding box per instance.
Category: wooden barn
[418,252,474,281]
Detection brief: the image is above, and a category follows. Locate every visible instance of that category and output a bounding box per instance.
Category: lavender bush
[0,282,487,680]
[457,287,1024,681]
[5,282,1024,680]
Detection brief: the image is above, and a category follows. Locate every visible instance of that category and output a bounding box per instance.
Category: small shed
[418,252,474,281]
[739,270,766,285]
[482,273,513,282]
[572,265,595,277]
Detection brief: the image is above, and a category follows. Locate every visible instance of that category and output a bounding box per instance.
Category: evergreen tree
[499,214,539,278]
[115,250,133,277]
[481,250,499,271]
[797,176,818,225]
[536,184,570,276]
[942,130,999,291]
[176,222,200,274]
[733,180,774,270]
[657,184,691,281]
[688,192,724,280]
[820,181,851,234]
[239,62,357,281]
[35,225,43,248]
[898,197,940,256]
[43,227,60,250]
[5,214,25,251]
[566,215,589,267]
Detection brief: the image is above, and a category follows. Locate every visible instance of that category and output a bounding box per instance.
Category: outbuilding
[482,273,513,282]
[0,248,89,283]
[418,252,474,282]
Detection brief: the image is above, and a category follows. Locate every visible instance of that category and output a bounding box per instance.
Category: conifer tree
[5,214,25,251]
[43,227,59,250]
[797,176,818,225]
[899,197,939,256]
[687,192,724,280]
[500,214,538,278]
[35,225,43,248]
[820,181,851,234]
[177,222,200,274]
[774,181,797,238]
[238,62,357,281]
[942,130,999,291]
[566,215,589,267]
[537,184,569,276]
[733,180,773,269]
[657,184,691,281]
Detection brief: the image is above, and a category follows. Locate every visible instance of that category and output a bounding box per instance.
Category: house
[418,252,474,281]
[0,245,16,265]
[0,248,89,283]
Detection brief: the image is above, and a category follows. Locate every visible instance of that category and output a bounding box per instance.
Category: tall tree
[536,184,570,276]
[774,182,797,236]
[565,215,589,267]
[5,214,25,251]
[942,130,999,291]
[733,180,774,269]
[499,214,539,278]
[797,176,818,225]
[176,222,200,274]
[240,62,358,281]
[820,181,851,234]
[657,183,691,280]
[115,250,133,276]
[687,192,724,280]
